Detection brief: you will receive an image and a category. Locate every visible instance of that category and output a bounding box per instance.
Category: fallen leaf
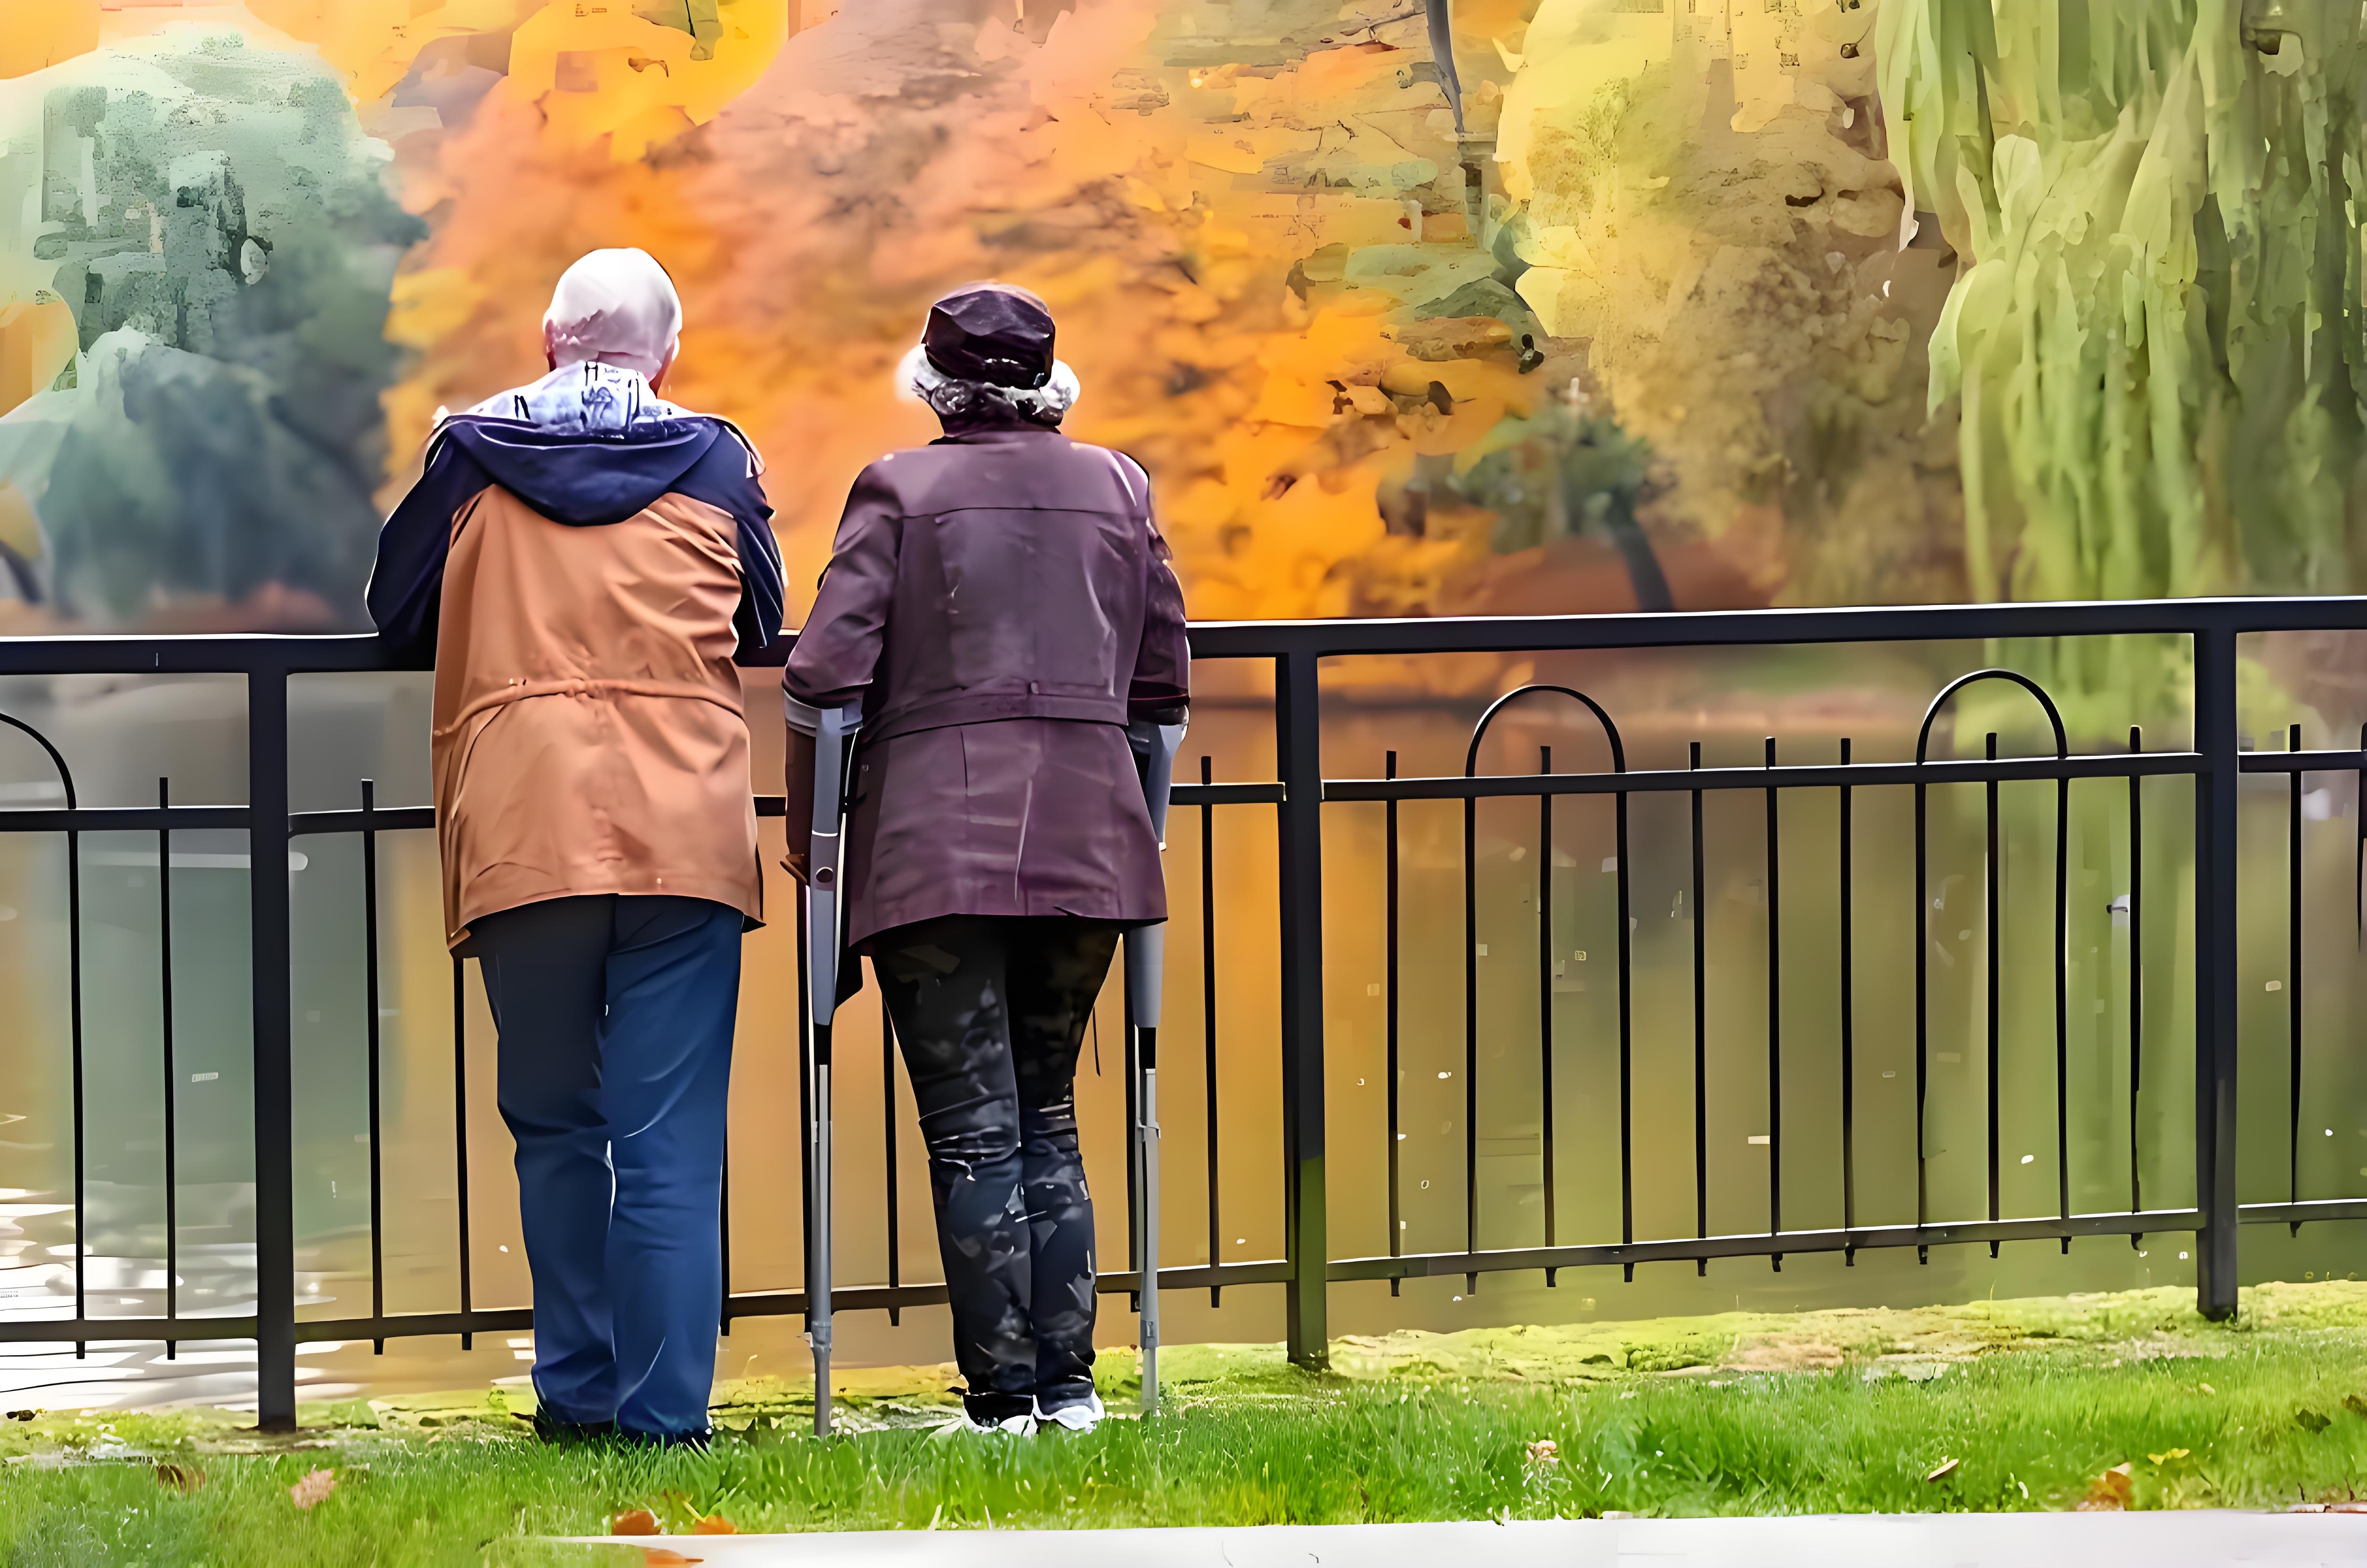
[155,1462,203,1494]
[2298,1408,2333,1434]
[2347,1394,2367,1420]
[288,1468,336,1511]
[2147,1448,2189,1465]
[2078,1462,2132,1511]
[612,1508,660,1536]
[1925,1458,1959,1482]
[5,1410,32,1421]
[692,1515,738,1535]
[643,1553,703,1567]
[2199,1383,2215,1395]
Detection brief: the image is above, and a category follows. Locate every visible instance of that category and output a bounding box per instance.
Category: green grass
[12,1283,2367,1564]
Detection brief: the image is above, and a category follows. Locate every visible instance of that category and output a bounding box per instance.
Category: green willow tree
[1877,0,2367,724]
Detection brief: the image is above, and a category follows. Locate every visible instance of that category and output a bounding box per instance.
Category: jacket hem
[449,875,763,952]
[849,896,1166,955]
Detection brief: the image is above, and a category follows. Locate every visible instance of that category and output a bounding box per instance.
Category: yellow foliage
[0,300,75,418]
[242,0,783,155]
[0,0,98,80]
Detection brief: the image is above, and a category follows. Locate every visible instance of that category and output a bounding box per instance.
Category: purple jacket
[785,415,1190,951]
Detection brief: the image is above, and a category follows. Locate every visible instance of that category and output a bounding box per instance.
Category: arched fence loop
[1911,670,2075,1260]
[0,711,84,1355]
[1456,686,1631,1287]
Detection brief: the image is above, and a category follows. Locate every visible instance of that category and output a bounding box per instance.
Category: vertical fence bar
[1690,740,1706,1276]
[451,955,473,1349]
[362,781,384,1352]
[2193,622,2240,1320]
[2289,723,2304,1229]
[1200,754,1221,1308]
[65,758,85,1356]
[1840,739,1856,1262]
[158,777,177,1358]
[1616,745,1635,1283]
[1275,651,1329,1366]
[246,665,297,1430]
[1914,740,1929,1265]
[882,992,901,1325]
[1537,746,1556,1284]
[1385,750,1401,1296]
[2054,735,2071,1251]
[1764,737,1781,1268]
[2357,723,2365,950]
[1461,718,1479,1292]
[2128,727,2144,1246]
[1985,732,2001,1257]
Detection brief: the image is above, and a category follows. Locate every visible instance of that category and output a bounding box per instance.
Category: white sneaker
[1036,1390,1103,1433]
[959,1409,1034,1436]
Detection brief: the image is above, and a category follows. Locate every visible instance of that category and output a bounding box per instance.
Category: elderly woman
[783,283,1189,1435]
[369,248,782,1449]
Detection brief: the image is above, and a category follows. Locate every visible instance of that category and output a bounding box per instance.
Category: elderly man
[367,248,782,1447]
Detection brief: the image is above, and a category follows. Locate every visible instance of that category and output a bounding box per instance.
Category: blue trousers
[473,894,742,1441]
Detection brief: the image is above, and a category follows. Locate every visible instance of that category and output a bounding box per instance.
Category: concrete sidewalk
[570,1514,2367,1566]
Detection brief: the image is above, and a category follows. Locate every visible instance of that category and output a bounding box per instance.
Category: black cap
[922,282,1055,390]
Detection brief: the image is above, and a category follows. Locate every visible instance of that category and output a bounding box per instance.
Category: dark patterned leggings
[871,915,1120,1423]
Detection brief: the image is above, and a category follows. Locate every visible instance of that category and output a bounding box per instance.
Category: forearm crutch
[1126,718,1186,1417]
[803,702,860,1438]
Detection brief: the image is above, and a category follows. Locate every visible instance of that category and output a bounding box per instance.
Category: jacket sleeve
[733,510,788,667]
[784,460,902,716]
[365,433,490,664]
[674,425,786,666]
[1120,455,1190,719]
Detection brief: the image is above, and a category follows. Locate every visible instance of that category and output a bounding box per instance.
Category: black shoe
[531,1412,617,1445]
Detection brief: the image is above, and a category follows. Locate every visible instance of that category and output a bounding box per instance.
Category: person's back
[836,429,1158,734]
[367,249,781,1449]
[791,412,1184,944]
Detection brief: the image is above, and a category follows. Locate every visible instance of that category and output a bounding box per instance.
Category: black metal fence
[0,596,2363,1429]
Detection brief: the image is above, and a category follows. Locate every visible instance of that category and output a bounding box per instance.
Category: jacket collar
[932,410,1064,443]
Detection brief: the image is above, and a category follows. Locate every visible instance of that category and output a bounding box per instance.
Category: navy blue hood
[367,408,786,667]
[435,417,723,528]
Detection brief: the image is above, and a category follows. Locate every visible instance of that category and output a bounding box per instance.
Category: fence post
[247,664,298,1427]
[2193,622,2240,1320]
[1274,650,1329,1368]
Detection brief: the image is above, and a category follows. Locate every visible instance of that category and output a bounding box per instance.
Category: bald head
[542,248,682,384]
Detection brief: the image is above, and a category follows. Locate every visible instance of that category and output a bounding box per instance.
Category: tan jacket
[428,487,763,947]
[368,382,784,950]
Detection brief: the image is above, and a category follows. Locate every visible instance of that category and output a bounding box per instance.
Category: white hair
[898,343,1080,426]
[544,248,681,381]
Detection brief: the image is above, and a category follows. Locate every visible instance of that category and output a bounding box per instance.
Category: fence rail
[0,595,2362,1428]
